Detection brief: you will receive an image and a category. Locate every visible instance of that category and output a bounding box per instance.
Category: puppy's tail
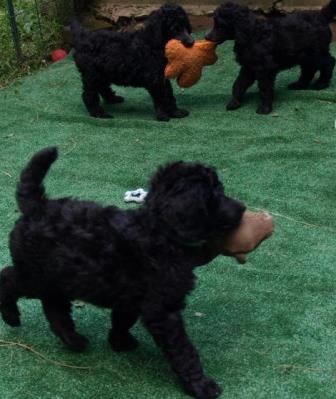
[321,0,336,21]
[16,147,58,216]
[70,19,89,49]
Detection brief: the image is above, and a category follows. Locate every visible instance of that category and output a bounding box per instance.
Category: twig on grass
[270,363,336,374]
[250,206,336,233]
[62,140,77,156]
[0,339,92,371]
[1,171,12,178]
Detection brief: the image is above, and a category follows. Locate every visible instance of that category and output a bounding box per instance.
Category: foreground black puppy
[0,147,246,399]
[71,3,194,121]
[206,0,336,114]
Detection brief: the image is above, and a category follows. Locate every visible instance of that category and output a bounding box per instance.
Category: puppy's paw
[90,109,113,118]
[0,307,21,327]
[63,332,89,352]
[256,104,272,114]
[226,99,241,111]
[184,377,222,399]
[109,331,139,352]
[105,95,124,104]
[156,112,170,122]
[170,108,189,118]
[310,81,329,90]
[288,81,309,90]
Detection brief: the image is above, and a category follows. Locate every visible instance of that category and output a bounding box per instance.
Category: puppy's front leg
[227,67,255,111]
[163,80,189,119]
[147,81,189,122]
[256,71,276,114]
[109,304,139,352]
[143,310,222,399]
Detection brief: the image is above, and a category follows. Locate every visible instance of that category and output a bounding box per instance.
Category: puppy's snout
[182,35,194,48]
[205,31,216,42]
[176,31,195,48]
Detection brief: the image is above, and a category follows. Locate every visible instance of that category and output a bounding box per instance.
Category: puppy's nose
[182,35,194,48]
[205,31,216,42]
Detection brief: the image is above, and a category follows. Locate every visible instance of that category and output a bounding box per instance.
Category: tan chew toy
[221,211,274,263]
[165,39,218,88]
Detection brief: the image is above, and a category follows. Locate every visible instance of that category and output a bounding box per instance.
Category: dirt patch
[189,15,213,31]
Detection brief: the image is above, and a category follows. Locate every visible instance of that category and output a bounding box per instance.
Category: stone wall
[87,0,329,31]
[63,0,335,41]
[93,0,327,14]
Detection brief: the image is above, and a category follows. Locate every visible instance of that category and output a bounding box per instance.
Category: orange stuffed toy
[165,39,218,88]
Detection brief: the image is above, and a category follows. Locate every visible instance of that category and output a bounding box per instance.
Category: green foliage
[0,0,62,86]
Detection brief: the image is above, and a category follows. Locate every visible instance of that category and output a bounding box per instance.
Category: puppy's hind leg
[288,64,317,90]
[42,299,89,351]
[0,266,21,327]
[311,54,335,90]
[108,303,139,352]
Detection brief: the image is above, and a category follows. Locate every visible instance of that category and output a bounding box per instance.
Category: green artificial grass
[0,39,335,399]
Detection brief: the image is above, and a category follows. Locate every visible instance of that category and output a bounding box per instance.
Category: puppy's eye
[207,191,221,208]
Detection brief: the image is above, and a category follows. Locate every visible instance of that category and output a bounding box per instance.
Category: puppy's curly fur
[206,0,336,114]
[0,147,245,399]
[71,3,194,122]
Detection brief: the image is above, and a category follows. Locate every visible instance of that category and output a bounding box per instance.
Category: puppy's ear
[145,162,215,244]
[219,2,250,24]
[234,5,250,25]
[152,183,212,245]
[145,9,164,46]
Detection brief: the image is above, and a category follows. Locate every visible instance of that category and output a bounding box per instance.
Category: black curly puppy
[71,3,194,121]
[0,147,245,399]
[206,0,336,114]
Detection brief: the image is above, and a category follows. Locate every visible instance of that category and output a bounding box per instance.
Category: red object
[51,49,68,62]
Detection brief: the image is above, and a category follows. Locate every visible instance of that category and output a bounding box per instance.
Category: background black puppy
[206,0,336,114]
[71,3,194,121]
[0,147,245,399]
